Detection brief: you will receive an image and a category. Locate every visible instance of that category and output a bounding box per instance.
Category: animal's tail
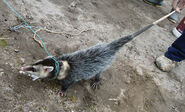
[108,24,153,51]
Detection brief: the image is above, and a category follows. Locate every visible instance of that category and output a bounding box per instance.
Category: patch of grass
[70,96,78,102]
[0,39,7,48]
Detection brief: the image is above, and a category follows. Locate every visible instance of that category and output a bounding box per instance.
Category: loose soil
[0,0,185,112]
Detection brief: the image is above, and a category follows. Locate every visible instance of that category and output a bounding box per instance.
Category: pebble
[20,57,25,63]
[136,66,144,76]
[14,49,19,53]
[0,72,4,77]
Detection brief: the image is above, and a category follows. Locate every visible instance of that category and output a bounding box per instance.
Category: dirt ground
[0,0,185,112]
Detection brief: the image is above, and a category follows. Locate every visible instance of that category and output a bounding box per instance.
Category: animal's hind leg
[90,72,102,89]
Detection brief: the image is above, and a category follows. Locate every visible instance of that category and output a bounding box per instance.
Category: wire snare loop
[3,0,60,78]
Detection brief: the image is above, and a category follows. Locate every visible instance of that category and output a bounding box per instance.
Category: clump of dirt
[0,0,185,112]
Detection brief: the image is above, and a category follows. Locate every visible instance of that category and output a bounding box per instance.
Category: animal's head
[20,57,61,80]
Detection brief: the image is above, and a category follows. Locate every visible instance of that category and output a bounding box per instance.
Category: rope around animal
[3,0,60,78]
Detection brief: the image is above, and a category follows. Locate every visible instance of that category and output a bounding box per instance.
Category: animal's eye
[32,67,37,72]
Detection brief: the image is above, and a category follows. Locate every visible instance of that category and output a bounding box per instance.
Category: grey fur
[21,22,154,92]
[21,34,134,92]
[57,35,133,92]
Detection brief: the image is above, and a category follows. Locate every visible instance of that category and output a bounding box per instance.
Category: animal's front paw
[58,89,67,97]
[90,79,101,90]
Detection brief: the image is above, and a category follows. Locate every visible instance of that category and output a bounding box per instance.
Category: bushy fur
[22,23,152,92]
[56,35,133,92]
[22,35,134,92]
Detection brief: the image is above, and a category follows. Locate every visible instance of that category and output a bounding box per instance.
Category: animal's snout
[20,66,35,72]
[20,67,24,71]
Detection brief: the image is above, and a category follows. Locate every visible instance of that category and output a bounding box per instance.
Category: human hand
[175,7,181,13]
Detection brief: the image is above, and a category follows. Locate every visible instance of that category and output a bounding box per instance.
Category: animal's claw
[59,90,66,97]
[90,80,101,90]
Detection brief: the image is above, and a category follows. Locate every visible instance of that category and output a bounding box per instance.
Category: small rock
[136,66,144,76]
[0,72,4,77]
[69,0,80,7]
[26,15,33,20]
[9,63,14,67]
[14,49,19,53]
[125,76,131,84]
[20,57,25,63]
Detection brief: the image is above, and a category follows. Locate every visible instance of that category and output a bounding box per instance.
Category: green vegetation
[0,39,7,48]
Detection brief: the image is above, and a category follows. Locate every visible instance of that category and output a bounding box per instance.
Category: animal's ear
[33,56,53,65]
[43,66,54,73]
[33,59,43,65]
